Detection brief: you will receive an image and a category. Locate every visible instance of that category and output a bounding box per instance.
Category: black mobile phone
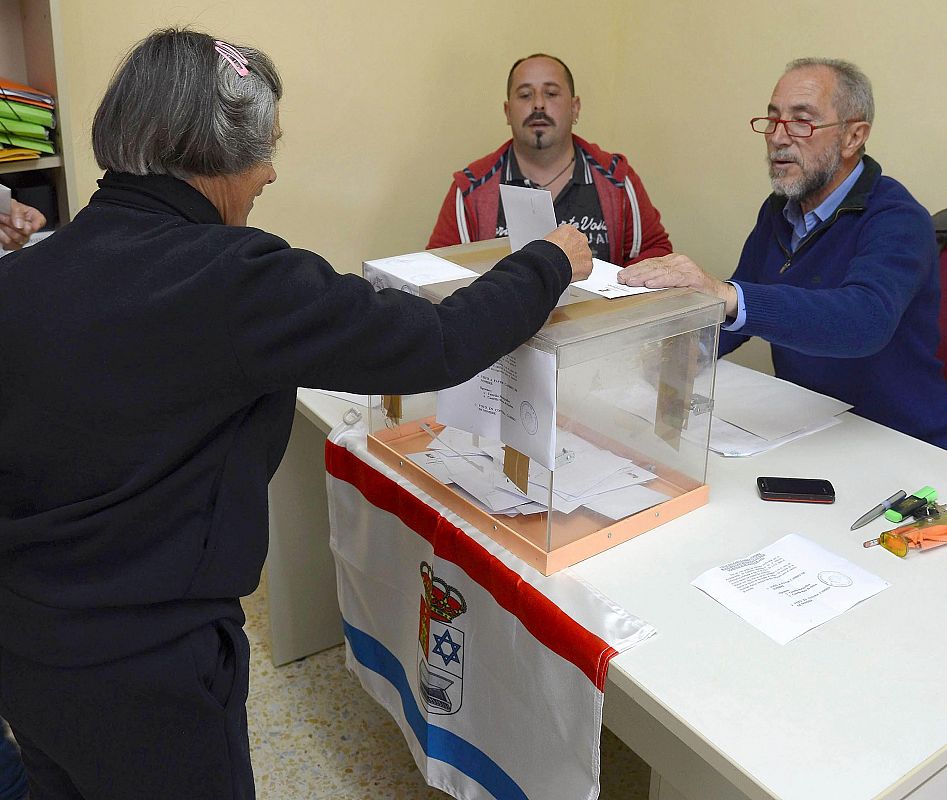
[757,476,835,503]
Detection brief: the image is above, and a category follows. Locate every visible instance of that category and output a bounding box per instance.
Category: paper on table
[596,361,850,456]
[436,344,557,468]
[711,360,851,440]
[572,258,664,299]
[363,251,477,295]
[692,533,889,645]
[693,415,843,458]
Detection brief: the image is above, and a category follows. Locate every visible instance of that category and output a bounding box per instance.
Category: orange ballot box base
[369,417,709,575]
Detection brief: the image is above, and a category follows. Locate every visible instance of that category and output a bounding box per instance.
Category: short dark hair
[92,28,283,179]
[506,54,575,97]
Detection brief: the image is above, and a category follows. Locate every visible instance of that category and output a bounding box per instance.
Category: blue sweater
[721,156,947,448]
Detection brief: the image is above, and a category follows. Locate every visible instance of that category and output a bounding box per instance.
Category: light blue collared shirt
[723,159,864,332]
[783,159,864,252]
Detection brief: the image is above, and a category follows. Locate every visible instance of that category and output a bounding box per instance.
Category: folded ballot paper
[406,425,669,522]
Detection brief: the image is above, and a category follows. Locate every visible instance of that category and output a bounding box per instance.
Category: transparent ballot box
[364,240,724,574]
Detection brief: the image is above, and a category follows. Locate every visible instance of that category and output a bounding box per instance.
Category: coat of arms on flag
[326,428,656,800]
[418,561,467,715]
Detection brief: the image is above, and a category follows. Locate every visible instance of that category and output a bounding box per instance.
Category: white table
[582,415,947,800]
[267,390,947,799]
[264,389,354,665]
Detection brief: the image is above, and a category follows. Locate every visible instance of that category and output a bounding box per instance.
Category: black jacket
[0,172,570,666]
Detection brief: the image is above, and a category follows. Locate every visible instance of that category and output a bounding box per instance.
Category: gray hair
[785,57,874,125]
[92,29,283,179]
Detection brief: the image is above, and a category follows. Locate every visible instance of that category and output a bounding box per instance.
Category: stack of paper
[408,426,669,521]
[697,361,851,456]
[595,360,851,458]
[0,77,56,158]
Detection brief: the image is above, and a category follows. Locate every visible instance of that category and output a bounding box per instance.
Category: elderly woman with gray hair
[0,28,590,800]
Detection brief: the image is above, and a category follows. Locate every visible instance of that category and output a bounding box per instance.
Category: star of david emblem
[432,628,462,667]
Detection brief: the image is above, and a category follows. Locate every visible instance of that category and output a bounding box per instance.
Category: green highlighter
[884,486,937,523]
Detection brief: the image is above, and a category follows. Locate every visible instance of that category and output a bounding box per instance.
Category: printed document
[692,533,889,644]
[436,344,557,468]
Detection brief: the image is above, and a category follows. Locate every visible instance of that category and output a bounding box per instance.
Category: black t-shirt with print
[496,145,610,260]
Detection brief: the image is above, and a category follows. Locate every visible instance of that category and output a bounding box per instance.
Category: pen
[850,490,907,530]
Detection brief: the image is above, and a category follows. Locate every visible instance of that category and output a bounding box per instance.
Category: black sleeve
[221,234,570,394]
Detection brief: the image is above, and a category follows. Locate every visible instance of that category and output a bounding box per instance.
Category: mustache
[524,111,554,126]
[769,148,798,163]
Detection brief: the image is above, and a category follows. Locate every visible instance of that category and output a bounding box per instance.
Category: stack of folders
[0,77,56,162]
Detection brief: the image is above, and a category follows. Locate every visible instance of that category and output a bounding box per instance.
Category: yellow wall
[58,0,626,273]
[58,1,946,371]
[611,0,947,370]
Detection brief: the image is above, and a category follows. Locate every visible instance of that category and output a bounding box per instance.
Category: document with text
[436,344,557,468]
[692,533,889,644]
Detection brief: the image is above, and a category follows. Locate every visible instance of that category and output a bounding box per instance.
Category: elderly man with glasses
[619,57,946,449]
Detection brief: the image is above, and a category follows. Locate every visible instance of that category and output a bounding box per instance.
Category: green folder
[0,117,48,140]
[0,99,54,129]
[0,133,54,154]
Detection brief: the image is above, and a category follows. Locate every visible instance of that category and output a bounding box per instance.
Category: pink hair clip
[214,40,249,77]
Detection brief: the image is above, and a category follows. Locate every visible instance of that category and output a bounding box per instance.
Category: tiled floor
[243,574,651,799]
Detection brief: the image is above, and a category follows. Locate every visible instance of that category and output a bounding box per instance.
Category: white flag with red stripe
[326,426,654,800]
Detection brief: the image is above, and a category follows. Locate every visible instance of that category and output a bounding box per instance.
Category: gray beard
[769,144,842,203]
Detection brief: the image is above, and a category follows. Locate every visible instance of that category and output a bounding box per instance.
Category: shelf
[0,155,62,175]
[0,0,75,221]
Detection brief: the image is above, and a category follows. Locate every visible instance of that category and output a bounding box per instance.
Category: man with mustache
[428,53,672,265]
[619,58,946,448]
